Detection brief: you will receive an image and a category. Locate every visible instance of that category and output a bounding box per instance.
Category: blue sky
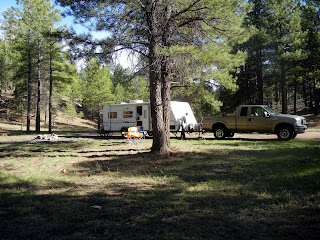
[0,0,134,68]
[0,0,109,39]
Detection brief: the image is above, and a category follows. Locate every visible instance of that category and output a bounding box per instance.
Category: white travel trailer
[102,100,199,135]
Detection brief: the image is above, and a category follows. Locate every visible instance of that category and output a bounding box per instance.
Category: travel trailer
[102,100,200,135]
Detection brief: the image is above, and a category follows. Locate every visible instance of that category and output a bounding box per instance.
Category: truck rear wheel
[213,126,227,139]
[277,126,293,140]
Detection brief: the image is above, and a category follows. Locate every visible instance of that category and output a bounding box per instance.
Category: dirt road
[200,129,320,141]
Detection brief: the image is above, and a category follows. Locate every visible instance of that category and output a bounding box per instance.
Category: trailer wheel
[121,128,128,137]
[213,126,227,139]
[106,132,113,137]
[147,131,153,136]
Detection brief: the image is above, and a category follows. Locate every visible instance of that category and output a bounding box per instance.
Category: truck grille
[301,118,306,125]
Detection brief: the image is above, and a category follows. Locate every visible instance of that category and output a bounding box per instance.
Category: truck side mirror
[264,111,270,118]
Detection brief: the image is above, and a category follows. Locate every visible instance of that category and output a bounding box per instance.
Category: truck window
[240,107,248,116]
[108,112,117,119]
[123,111,133,118]
[251,107,263,117]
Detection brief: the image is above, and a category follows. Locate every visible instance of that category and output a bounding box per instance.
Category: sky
[0,0,109,39]
[0,0,134,68]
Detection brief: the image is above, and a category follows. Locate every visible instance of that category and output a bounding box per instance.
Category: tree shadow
[1,142,319,239]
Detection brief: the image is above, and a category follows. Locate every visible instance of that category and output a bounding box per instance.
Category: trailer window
[123,111,133,118]
[137,106,142,115]
[108,112,117,119]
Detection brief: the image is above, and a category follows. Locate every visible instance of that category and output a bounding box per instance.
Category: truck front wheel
[276,126,293,140]
[213,126,227,139]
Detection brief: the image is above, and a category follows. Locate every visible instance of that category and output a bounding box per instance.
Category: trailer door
[142,105,149,130]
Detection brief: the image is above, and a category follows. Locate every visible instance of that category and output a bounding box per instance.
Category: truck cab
[236,105,275,133]
[202,105,307,140]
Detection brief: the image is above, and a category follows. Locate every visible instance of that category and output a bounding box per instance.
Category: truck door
[247,106,273,132]
[142,105,149,130]
[237,107,250,132]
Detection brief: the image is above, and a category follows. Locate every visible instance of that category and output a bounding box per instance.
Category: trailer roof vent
[129,100,143,104]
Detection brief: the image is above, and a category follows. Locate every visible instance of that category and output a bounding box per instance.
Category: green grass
[0,136,319,240]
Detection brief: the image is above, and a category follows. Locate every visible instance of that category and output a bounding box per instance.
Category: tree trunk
[309,81,313,111]
[161,56,171,149]
[275,83,279,106]
[147,2,171,155]
[21,112,24,131]
[257,48,263,104]
[0,82,2,100]
[97,104,101,130]
[149,52,168,154]
[280,59,287,114]
[49,43,53,133]
[303,78,307,107]
[36,42,41,133]
[27,31,32,133]
[314,79,319,115]
[293,78,297,114]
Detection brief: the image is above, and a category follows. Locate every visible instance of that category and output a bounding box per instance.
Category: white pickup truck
[202,105,307,140]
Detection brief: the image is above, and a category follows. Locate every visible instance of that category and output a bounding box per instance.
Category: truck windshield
[264,107,277,115]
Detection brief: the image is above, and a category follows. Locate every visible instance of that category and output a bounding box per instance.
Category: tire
[213,126,227,139]
[277,126,293,140]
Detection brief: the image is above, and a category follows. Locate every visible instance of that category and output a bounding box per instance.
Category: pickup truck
[202,105,307,140]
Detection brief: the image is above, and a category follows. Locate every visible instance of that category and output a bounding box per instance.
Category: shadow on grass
[73,144,320,239]
[1,141,319,239]
[0,140,91,160]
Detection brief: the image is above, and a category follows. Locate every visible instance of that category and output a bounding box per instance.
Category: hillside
[0,91,97,136]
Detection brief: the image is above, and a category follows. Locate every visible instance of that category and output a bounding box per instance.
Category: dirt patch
[196,129,320,141]
[233,131,320,141]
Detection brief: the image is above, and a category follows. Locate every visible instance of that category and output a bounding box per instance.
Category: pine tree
[300,0,320,114]
[235,0,268,105]
[2,0,66,132]
[79,59,114,126]
[0,39,8,99]
[58,0,250,154]
[2,4,37,132]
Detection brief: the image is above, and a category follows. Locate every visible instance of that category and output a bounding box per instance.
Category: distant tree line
[172,0,320,116]
[226,0,320,115]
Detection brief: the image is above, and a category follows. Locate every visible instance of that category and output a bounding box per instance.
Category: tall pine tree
[58,0,250,154]
[2,0,65,132]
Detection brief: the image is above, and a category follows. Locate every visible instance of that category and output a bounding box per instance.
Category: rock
[33,134,59,141]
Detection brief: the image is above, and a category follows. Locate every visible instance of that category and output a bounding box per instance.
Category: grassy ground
[1,135,319,240]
